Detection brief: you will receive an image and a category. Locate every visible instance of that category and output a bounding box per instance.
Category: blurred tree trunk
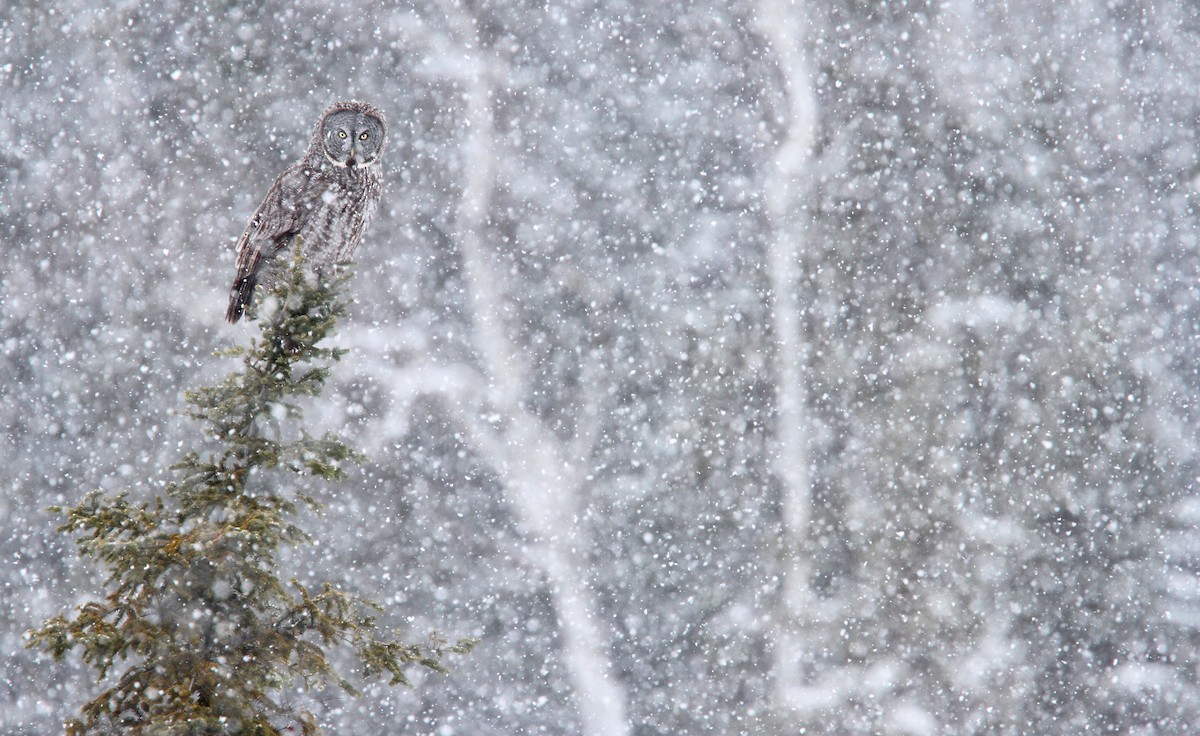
[756,0,821,718]
[444,9,631,736]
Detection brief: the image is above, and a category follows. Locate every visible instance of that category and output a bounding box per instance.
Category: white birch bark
[437,9,631,736]
[756,0,821,718]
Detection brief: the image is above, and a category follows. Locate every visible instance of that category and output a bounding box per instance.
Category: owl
[225,100,387,323]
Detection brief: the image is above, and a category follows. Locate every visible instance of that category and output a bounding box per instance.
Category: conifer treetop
[29,251,474,736]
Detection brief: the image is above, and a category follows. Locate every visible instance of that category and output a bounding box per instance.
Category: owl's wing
[225,166,311,323]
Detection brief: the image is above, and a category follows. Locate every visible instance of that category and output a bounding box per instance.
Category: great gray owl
[225,100,387,323]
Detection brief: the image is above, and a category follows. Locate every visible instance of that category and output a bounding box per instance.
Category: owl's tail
[225,271,258,323]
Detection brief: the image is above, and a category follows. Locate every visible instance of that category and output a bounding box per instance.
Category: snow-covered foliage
[2,0,1198,733]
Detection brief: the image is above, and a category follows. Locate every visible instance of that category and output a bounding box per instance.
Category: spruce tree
[28,251,473,735]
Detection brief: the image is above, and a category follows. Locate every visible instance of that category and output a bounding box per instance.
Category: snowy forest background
[3,0,1200,733]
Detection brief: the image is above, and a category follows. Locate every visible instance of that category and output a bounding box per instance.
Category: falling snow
[3,0,1200,734]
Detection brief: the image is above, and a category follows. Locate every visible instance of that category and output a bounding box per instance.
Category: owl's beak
[346,142,358,170]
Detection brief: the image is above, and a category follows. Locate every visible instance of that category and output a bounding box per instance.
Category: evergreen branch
[28,248,471,735]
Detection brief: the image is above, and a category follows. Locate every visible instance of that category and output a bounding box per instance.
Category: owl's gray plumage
[225,100,387,323]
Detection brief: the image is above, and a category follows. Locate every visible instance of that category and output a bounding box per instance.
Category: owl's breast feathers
[290,163,382,269]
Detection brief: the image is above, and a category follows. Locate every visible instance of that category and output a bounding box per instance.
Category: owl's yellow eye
[338,131,347,139]
[359,131,369,141]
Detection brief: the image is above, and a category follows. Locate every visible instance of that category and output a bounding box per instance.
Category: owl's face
[320,107,386,170]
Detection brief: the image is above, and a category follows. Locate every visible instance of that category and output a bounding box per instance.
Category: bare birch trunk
[447,13,631,736]
[756,0,820,718]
